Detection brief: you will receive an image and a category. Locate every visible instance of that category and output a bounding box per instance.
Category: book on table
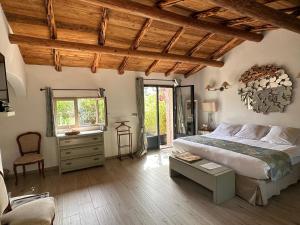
[174,152,201,162]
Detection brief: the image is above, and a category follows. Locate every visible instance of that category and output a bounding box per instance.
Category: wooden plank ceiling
[1,0,300,77]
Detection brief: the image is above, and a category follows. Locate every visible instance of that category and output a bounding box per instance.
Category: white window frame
[54,96,106,133]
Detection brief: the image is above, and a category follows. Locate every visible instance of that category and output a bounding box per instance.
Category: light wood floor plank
[5,149,300,225]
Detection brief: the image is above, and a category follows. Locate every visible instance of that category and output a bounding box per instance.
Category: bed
[173,124,300,205]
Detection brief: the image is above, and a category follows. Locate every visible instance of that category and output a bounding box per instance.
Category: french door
[144,85,174,150]
[173,85,196,139]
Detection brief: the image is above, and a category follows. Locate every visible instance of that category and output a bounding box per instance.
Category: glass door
[144,86,159,150]
[158,87,173,149]
[144,86,174,150]
[173,85,195,139]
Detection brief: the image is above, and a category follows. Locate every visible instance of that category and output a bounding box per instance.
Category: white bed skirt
[236,163,300,206]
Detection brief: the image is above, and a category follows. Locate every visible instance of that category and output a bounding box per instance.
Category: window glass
[55,97,107,131]
[98,98,106,125]
[55,100,75,127]
[78,98,98,126]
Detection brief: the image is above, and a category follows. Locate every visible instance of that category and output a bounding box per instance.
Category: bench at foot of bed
[169,156,235,204]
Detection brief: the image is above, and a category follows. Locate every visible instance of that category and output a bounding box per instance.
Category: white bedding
[173,134,300,180]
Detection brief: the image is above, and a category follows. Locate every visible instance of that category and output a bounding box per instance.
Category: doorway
[144,86,174,150]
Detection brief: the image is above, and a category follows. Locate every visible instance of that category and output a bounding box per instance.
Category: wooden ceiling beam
[207,0,300,35]
[157,0,184,8]
[78,0,263,42]
[193,7,227,19]
[145,27,184,76]
[53,49,61,71]
[9,34,224,67]
[184,38,239,77]
[118,18,152,75]
[44,0,61,71]
[165,32,214,76]
[226,6,300,27]
[91,8,109,73]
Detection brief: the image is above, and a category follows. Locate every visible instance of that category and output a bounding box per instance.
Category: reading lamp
[202,101,217,130]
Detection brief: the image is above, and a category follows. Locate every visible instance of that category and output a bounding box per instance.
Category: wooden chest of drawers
[57,131,105,174]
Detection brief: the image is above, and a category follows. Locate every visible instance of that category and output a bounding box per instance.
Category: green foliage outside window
[55,98,106,129]
[78,98,97,125]
[144,92,167,136]
[56,100,75,126]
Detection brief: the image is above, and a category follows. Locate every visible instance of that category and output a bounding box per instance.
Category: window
[54,97,107,132]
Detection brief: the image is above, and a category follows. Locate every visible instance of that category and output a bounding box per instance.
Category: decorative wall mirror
[238,65,293,114]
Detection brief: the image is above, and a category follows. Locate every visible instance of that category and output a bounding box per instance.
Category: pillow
[234,124,270,140]
[210,123,242,137]
[261,126,300,145]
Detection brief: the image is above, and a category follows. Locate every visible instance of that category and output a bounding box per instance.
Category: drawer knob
[93,147,98,150]
[93,138,98,140]
[65,152,71,155]
[66,162,72,165]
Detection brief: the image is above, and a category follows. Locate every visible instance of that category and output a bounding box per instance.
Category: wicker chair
[13,132,45,185]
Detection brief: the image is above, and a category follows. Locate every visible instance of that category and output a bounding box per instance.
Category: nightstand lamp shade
[202,102,217,113]
[202,101,217,130]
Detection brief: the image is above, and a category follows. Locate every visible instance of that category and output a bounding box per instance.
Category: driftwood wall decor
[238,65,293,114]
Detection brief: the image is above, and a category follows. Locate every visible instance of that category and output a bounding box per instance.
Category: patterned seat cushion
[14,154,43,165]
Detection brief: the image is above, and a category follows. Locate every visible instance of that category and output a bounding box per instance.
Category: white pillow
[210,123,242,137]
[261,126,300,145]
[234,124,270,140]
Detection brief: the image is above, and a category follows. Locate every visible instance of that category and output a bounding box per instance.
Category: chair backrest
[0,172,9,216]
[17,132,41,155]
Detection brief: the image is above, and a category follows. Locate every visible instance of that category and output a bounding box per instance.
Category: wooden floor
[6,150,300,225]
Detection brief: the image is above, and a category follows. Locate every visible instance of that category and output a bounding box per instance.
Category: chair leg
[13,164,18,185]
[22,165,26,177]
[41,160,45,178]
[38,161,41,175]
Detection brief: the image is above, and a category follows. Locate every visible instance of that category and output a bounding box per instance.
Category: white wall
[0,5,26,97]
[0,65,176,173]
[183,29,300,129]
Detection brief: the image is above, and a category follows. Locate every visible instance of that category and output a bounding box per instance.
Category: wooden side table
[115,121,133,160]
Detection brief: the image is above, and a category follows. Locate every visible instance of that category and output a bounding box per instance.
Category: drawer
[60,144,104,160]
[61,154,104,172]
[59,135,103,147]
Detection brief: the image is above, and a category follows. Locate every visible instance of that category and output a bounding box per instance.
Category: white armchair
[0,171,55,225]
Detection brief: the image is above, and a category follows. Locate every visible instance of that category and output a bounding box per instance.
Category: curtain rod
[40,88,103,91]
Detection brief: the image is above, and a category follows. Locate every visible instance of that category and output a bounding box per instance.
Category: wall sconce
[206,81,230,91]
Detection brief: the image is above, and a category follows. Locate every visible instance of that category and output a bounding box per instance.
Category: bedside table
[198,129,214,135]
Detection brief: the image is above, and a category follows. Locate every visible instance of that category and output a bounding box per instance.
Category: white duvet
[173,134,300,180]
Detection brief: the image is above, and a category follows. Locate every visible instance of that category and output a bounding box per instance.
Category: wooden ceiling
[1,0,300,77]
